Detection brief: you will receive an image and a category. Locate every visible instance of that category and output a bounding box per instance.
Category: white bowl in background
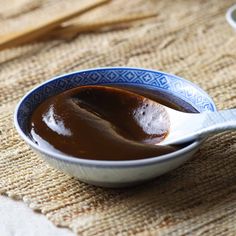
[226,4,236,30]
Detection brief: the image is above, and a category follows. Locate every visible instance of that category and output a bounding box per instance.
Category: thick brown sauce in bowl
[28,85,195,161]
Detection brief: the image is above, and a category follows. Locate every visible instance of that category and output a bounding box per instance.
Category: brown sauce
[28,85,195,161]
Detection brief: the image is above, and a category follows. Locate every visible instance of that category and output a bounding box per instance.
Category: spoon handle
[199,109,236,137]
[162,109,236,145]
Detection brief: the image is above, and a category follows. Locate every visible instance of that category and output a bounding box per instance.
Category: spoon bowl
[67,85,236,147]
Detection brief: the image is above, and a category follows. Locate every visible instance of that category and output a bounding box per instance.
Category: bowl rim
[226,4,236,29]
[14,67,216,168]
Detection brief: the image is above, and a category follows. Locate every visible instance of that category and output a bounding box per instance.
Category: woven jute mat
[1,0,236,235]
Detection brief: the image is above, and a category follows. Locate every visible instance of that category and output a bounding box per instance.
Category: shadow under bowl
[14,67,216,187]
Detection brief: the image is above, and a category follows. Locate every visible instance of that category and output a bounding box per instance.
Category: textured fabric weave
[0,0,236,235]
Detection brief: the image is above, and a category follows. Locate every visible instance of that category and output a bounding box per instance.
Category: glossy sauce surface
[28,85,192,161]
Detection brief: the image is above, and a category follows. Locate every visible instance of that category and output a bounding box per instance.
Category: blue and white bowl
[14,67,216,187]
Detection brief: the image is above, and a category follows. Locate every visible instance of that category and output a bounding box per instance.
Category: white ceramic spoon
[80,85,236,146]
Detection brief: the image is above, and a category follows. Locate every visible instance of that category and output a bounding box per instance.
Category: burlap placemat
[1,0,236,235]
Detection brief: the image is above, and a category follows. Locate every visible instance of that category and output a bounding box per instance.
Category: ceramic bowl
[14,67,216,187]
[226,4,236,30]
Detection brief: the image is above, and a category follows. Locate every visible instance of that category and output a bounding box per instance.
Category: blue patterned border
[17,68,216,133]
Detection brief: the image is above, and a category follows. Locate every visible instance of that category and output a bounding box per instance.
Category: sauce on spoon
[28,85,193,161]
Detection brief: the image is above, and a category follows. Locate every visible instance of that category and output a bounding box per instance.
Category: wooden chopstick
[52,13,157,37]
[0,0,110,50]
